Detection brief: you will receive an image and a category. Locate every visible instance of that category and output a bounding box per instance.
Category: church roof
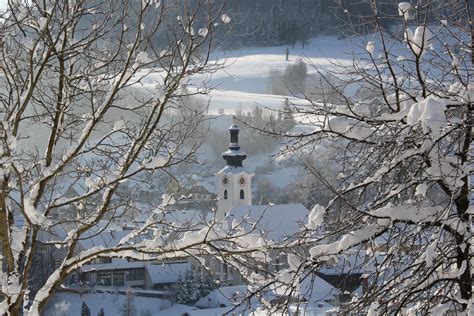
[222,149,246,156]
[229,123,239,130]
[225,204,308,241]
[222,123,247,167]
[186,185,214,194]
[215,165,254,175]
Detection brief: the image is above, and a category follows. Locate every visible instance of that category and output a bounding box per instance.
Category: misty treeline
[85,0,474,51]
[82,0,333,50]
[204,101,296,164]
[222,0,474,48]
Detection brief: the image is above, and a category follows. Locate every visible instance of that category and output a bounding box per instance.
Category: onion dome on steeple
[222,123,246,167]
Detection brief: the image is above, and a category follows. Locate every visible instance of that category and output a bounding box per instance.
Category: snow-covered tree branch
[0,0,272,314]
[256,0,474,314]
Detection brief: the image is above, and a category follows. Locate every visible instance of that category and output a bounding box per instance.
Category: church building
[215,123,254,220]
[210,122,311,283]
[214,122,309,237]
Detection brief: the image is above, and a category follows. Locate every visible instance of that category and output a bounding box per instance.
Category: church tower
[215,123,254,220]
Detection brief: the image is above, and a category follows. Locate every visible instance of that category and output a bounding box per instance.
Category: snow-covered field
[191,35,360,180]
[194,35,359,115]
[14,35,356,153]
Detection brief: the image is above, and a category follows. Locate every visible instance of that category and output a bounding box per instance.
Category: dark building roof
[222,123,247,167]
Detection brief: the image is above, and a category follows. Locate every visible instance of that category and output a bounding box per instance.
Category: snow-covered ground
[45,282,337,315]
[45,292,242,316]
[44,292,171,316]
[15,35,355,153]
[45,291,238,316]
[193,35,359,115]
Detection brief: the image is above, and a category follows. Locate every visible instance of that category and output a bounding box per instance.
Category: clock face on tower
[239,176,246,185]
[222,176,229,185]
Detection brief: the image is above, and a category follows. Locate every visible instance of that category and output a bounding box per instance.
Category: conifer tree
[81,302,91,316]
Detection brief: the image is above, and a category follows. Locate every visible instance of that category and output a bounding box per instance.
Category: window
[224,189,228,199]
[113,272,124,286]
[240,189,244,199]
[127,268,145,281]
[277,254,288,270]
[97,272,112,286]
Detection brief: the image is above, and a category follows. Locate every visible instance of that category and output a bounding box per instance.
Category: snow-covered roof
[318,249,381,275]
[195,285,248,308]
[226,204,308,241]
[299,275,338,303]
[77,229,129,250]
[186,185,214,195]
[81,259,146,272]
[222,149,246,156]
[36,224,69,243]
[161,209,207,225]
[146,261,191,284]
[215,165,254,175]
[159,304,196,315]
[197,181,215,195]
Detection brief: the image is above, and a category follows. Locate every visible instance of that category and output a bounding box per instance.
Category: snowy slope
[192,35,359,115]
[14,35,358,152]
[195,89,308,116]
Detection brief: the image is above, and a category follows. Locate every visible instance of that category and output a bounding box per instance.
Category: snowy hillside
[194,35,360,115]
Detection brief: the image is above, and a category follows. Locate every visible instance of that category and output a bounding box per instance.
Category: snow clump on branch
[398,2,411,20]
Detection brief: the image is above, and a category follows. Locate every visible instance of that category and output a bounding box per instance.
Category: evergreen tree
[171,270,217,305]
[284,58,307,95]
[81,302,91,316]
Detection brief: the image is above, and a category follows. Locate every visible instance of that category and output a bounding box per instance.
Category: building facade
[215,123,254,220]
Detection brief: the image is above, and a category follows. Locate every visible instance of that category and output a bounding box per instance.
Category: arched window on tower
[240,189,244,199]
[224,189,228,200]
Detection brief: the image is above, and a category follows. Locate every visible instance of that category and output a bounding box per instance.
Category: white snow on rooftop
[216,165,252,174]
[81,259,145,272]
[195,285,248,309]
[77,226,129,250]
[226,204,308,241]
[158,303,196,315]
[300,275,338,303]
[222,149,247,156]
[146,261,191,284]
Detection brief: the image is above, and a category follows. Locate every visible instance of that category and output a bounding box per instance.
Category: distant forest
[86,0,474,51]
[221,0,474,48]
